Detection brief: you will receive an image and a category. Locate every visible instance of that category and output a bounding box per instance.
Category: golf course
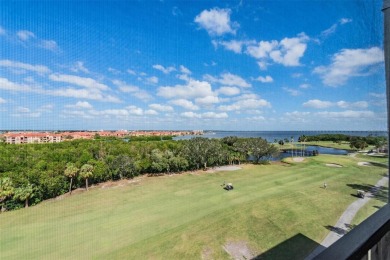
[0,154,388,259]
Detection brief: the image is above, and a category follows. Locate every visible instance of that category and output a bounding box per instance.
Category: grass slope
[0,154,387,259]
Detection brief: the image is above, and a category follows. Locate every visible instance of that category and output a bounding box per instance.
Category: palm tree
[291,136,294,157]
[80,164,94,191]
[0,177,14,212]
[64,163,79,195]
[14,184,35,208]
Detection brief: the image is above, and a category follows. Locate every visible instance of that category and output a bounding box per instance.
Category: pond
[275,145,349,160]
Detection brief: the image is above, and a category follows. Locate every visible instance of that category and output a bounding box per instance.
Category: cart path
[305,175,388,260]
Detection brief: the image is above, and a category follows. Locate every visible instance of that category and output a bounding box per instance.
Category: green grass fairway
[0,155,387,259]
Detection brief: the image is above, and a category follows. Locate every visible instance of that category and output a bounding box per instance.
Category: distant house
[4,132,62,144]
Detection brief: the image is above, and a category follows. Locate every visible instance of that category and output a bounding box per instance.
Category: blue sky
[0,0,386,131]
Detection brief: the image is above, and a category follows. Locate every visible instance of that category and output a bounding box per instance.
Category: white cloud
[283,87,300,96]
[126,105,144,115]
[114,80,139,93]
[194,8,238,36]
[108,67,121,74]
[303,99,369,109]
[147,76,159,84]
[320,24,337,38]
[202,112,228,119]
[299,84,310,89]
[320,18,352,39]
[0,97,6,104]
[218,94,270,111]
[204,73,251,88]
[169,99,199,110]
[71,61,89,73]
[246,40,278,59]
[153,64,176,74]
[40,40,58,51]
[0,77,120,103]
[217,40,252,54]
[113,80,153,101]
[257,61,268,70]
[179,65,191,74]
[255,75,273,83]
[340,18,352,25]
[246,33,309,67]
[217,86,240,96]
[181,111,201,118]
[49,74,109,90]
[17,30,35,41]
[0,26,5,35]
[313,47,384,87]
[317,110,375,119]
[16,107,30,113]
[145,109,158,115]
[195,95,220,105]
[149,103,174,112]
[157,79,214,99]
[65,101,93,109]
[180,111,228,119]
[0,60,51,74]
[303,99,333,109]
[127,69,137,75]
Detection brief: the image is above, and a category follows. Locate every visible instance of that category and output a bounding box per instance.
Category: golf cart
[357,190,365,199]
[222,182,234,191]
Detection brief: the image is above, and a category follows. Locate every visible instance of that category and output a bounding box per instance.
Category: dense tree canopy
[0,133,385,211]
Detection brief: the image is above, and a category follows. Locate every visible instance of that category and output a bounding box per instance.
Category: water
[174,130,387,142]
[276,145,349,160]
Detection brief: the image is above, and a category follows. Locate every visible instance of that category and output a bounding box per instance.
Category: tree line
[0,136,278,211]
[296,134,387,150]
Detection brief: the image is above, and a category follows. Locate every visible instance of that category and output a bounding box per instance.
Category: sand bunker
[292,157,305,162]
[358,162,372,166]
[223,241,256,259]
[325,163,343,167]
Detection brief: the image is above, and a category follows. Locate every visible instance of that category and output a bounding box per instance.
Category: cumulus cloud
[283,87,300,96]
[145,109,158,115]
[218,94,270,111]
[0,59,51,74]
[195,95,220,105]
[216,86,240,96]
[215,40,255,54]
[313,47,384,87]
[316,110,375,119]
[169,99,199,110]
[153,64,176,74]
[113,80,153,101]
[149,103,174,112]
[181,111,228,119]
[255,75,273,83]
[194,8,238,36]
[245,33,309,67]
[157,79,214,99]
[65,101,93,109]
[147,76,159,84]
[50,74,109,90]
[304,99,369,110]
[303,99,333,109]
[179,65,191,74]
[204,73,251,88]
